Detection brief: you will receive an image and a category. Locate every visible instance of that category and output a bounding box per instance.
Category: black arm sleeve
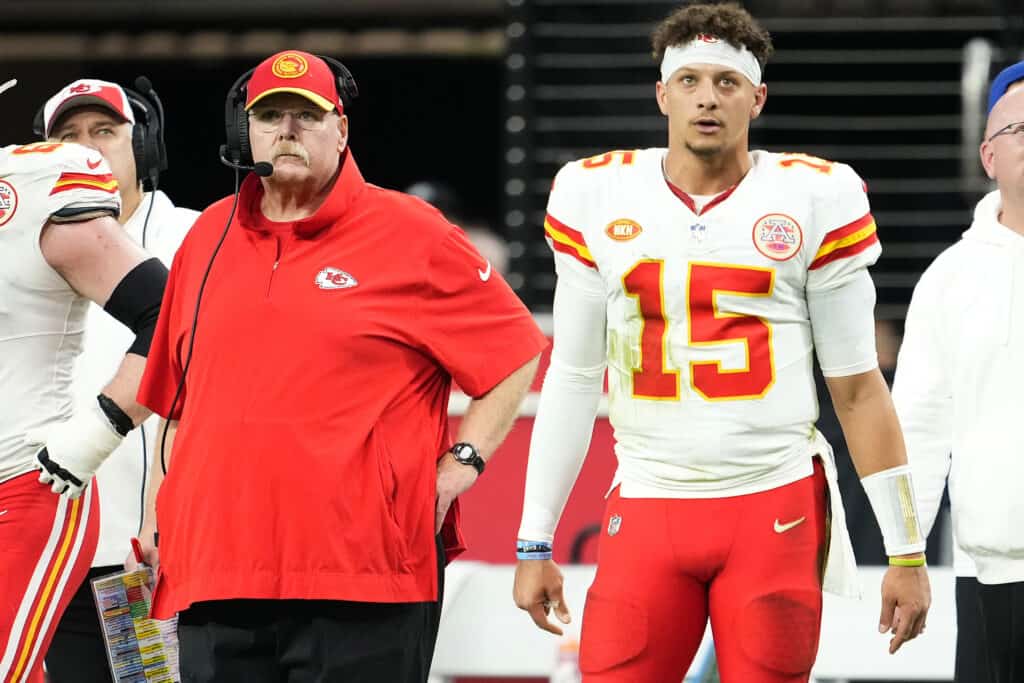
[103,257,168,357]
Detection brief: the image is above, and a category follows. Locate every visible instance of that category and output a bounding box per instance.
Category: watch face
[450,443,484,474]
[452,445,473,463]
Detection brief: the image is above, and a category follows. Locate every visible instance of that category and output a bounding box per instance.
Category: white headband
[660,35,762,87]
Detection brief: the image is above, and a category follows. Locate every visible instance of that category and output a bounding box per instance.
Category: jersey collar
[661,152,754,216]
[238,149,367,238]
[664,177,738,216]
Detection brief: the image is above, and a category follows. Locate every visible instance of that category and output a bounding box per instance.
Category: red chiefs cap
[245,50,341,112]
[42,79,135,137]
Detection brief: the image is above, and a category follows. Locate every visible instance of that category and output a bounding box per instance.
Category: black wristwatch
[449,442,485,475]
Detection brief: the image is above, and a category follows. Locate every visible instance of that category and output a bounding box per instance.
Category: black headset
[33,79,168,191]
[220,54,359,170]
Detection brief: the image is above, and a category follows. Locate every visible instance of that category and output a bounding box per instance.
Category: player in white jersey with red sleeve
[31,78,198,683]
[0,139,168,683]
[512,4,931,682]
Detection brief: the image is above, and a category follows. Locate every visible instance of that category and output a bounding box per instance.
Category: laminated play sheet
[91,568,179,682]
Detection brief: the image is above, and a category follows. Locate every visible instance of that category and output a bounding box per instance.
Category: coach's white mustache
[271,143,310,166]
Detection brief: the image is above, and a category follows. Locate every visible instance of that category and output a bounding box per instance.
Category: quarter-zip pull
[267,235,283,296]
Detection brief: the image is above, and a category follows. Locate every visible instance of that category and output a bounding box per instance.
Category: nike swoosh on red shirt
[86,158,103,170]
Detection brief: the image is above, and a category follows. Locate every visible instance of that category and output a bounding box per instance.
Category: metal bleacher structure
[502,0,1008,322]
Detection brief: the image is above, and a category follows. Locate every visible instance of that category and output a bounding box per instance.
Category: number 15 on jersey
[621,260,776,402]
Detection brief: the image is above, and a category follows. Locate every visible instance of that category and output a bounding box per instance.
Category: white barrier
[431,562,956,682]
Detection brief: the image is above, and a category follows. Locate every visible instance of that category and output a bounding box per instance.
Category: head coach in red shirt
[134,50,546,682]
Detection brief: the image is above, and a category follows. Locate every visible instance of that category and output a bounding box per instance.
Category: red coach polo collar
[238,149,367,238]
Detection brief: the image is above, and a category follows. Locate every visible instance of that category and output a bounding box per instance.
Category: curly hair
[651,2,774,70]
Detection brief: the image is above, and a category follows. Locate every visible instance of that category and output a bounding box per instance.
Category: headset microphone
[218,144,274,177]
[134,77,163,134]
[251,161,274,177]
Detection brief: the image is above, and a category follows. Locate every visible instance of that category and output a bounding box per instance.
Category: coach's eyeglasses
[249,107,331,133]
[987,121,1024,142]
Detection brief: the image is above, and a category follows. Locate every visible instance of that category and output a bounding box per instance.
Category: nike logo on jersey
[0,509,7,516]
[315,267,358,290]
[86,158,103,170]
[478,261,492,282]
[773,516,806,533]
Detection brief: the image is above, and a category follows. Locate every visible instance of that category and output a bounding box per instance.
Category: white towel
[809,429,862,599]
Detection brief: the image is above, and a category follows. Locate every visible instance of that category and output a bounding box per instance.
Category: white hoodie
[893,190,1024,585]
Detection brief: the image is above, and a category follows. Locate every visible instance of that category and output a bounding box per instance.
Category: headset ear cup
[32,106,46,138]
[236,105,253,167]
[123,88,162,189]
[318,56,358,109]
[223,67,255,168]
[224,100,239,163]
[148,108,167,175]
[340,70,359,107]
[131,124,149,188]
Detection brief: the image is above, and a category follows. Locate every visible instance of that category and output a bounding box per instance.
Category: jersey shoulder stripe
[49,172,118,196]
[544,213,596,269]
[809,212,878,270]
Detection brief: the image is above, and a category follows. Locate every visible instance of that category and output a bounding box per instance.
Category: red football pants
[0,472,99,683]
[579,461,827,683]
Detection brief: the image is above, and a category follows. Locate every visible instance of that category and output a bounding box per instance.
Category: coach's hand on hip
[435,450,480,533]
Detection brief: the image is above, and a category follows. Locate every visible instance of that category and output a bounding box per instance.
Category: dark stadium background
[2,58,504,231]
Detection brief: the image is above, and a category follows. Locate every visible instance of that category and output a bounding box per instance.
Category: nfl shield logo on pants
[607,514,622,536]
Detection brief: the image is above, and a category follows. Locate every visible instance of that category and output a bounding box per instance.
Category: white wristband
[860,464,926,556]
[46,403,124,476]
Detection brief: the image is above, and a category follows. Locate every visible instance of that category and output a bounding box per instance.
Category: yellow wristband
[889,555,926,567]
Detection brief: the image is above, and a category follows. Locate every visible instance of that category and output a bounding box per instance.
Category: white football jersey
[0,142,121,484]
[544,148,881,495]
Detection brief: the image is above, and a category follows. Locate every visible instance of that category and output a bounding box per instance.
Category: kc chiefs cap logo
[272,53,309,79]
[695,34,719,43]
[0,180,19,228]
[69,82,94,94]
[752,213,803,261]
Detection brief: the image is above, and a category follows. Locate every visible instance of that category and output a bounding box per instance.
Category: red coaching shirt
[138,152,547,619]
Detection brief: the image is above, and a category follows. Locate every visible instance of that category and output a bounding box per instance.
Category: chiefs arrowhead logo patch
[315,266,358,290]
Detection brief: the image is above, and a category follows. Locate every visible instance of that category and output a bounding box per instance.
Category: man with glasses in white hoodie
[893,60,1024,683]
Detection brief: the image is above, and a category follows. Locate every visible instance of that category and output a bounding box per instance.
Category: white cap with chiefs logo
[41,79,134,137]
